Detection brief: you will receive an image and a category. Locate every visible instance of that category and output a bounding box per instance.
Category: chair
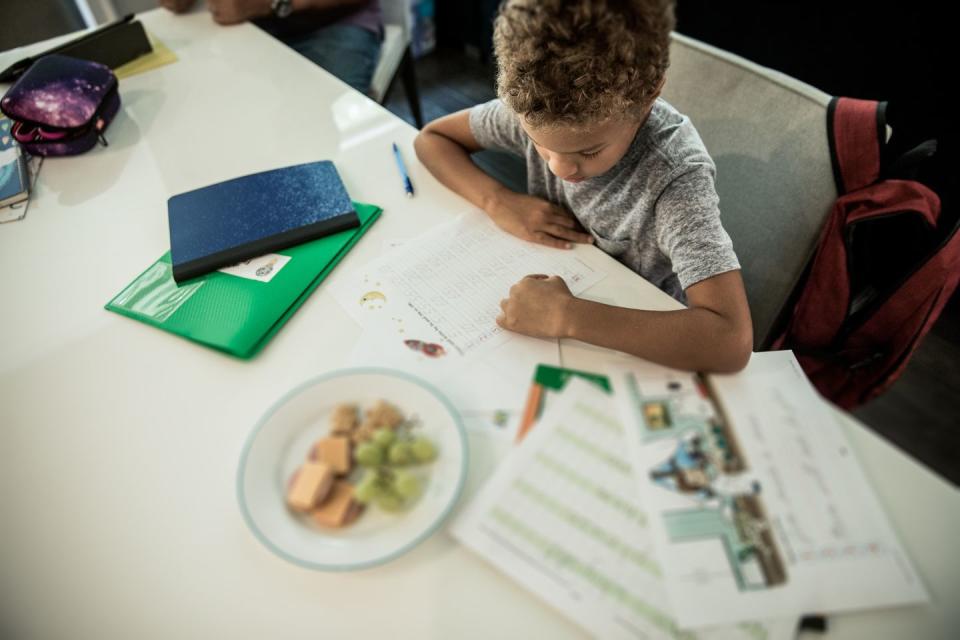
[662,33,838,349]
[369,0,424,128]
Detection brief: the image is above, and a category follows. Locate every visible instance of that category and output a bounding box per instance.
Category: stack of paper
[611,352,928,629]
[453,377,794,639]
[452,352,928,638]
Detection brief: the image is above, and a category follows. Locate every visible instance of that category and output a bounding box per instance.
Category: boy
[414,0,752,372]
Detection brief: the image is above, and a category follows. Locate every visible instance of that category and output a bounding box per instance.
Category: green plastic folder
[106,202,381,358]
[517,364,611,441]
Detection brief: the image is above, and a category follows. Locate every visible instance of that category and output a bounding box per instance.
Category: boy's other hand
[497,275,575,338]
[488,192,594,250]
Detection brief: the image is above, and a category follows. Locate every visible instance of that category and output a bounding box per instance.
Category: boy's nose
[549,156,579,179]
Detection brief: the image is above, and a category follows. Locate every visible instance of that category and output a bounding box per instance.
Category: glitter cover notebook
[167,160,359,283]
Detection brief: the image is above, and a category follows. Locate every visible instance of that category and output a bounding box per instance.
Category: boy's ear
[652,75,666,99]
[639,77,667,119]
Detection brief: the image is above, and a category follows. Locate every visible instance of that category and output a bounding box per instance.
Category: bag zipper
[7,82,119,147]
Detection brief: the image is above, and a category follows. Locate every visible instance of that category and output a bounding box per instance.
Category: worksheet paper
[452,378,794,640]
[347,314,559,412]
[333,210,604,412]
[330,210,605,357]
[612,351,928,629]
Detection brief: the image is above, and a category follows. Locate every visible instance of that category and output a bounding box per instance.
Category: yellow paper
[114,34,178,80]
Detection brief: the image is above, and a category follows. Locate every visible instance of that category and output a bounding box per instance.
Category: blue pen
[392,142,415,198]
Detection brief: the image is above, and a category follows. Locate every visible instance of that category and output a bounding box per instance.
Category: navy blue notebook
[167,161,359,283]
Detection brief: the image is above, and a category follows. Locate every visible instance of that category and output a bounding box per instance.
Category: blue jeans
[279,25,381,94]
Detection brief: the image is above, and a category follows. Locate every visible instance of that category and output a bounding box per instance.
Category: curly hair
[493,0,675,127]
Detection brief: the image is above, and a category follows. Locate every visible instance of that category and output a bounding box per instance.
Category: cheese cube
[313,436,352,475]
[311,481,357,528]
[286,462,334,512]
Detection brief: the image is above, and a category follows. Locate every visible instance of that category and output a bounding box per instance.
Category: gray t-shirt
[469,98,740,302]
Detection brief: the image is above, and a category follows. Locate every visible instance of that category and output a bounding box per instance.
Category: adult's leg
[280,25,381,94]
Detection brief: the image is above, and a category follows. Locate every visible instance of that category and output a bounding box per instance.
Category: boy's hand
[497,275,576,338]
[488,192,594,250]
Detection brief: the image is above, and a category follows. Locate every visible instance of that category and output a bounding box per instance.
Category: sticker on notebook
[219,254,291,283]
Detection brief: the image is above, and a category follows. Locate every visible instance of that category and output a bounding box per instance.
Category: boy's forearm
[414,131,509,212]
[563,298,752,373]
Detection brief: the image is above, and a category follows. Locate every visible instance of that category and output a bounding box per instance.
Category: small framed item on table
[0,115,31,223]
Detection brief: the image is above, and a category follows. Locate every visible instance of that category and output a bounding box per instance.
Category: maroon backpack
[775,97,959,409]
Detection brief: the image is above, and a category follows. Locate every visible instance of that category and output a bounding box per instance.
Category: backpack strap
[827,97,887,194]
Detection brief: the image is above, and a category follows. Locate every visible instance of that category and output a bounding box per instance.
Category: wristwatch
[271,0,293,18]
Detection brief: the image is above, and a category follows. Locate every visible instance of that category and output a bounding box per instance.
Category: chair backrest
[369,0,412,101]
[662,33,837,349]
[380,0,412,36]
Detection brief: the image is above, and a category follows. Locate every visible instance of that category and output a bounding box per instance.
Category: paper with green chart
[612,351,929,630]
[105,202,381,358]
[452,377,795,640]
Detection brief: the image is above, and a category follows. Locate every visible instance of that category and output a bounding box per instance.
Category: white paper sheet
[459,409,523,441]
[334,210,603,412]
[347,313,559,412]
[612,351,929,629]
[452,378,794,640]
[331,210,605,357]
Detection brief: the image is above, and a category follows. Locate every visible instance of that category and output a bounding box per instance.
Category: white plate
[237,368,468,571]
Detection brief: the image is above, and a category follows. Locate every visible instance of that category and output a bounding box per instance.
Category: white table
[1,10,957,640]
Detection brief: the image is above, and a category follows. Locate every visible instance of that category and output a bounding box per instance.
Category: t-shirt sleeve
[468,99,528,156]
[654,163,741,291]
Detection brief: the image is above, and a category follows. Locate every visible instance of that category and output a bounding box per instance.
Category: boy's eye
[580,149,602,158]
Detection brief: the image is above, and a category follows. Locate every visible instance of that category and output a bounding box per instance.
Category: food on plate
[329,404,358,435]
[355,441,385,467]
[410,437,437,463]
[350,425,436,512]
[366,400,405,429]
[286,400,438,528]
[387,440,414,465]
[311,481,359,527]
[286,461,334,512]
[311,436,352,475]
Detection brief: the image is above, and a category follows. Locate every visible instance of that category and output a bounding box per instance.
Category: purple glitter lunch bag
[0,54,120,156]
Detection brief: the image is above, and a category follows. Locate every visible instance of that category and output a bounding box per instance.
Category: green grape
[387,441,413,466]
[376,491,405,512]
[353,442,385,467]
[411,437,437,463]
[353,470,380,503]
[354,480,378,504]
[373,428,396,447]
[355,442,384,467]
[394,471,421,499]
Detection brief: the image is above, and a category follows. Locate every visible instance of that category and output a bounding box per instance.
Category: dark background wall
[673,2,953,210]
[440,2,950,106]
